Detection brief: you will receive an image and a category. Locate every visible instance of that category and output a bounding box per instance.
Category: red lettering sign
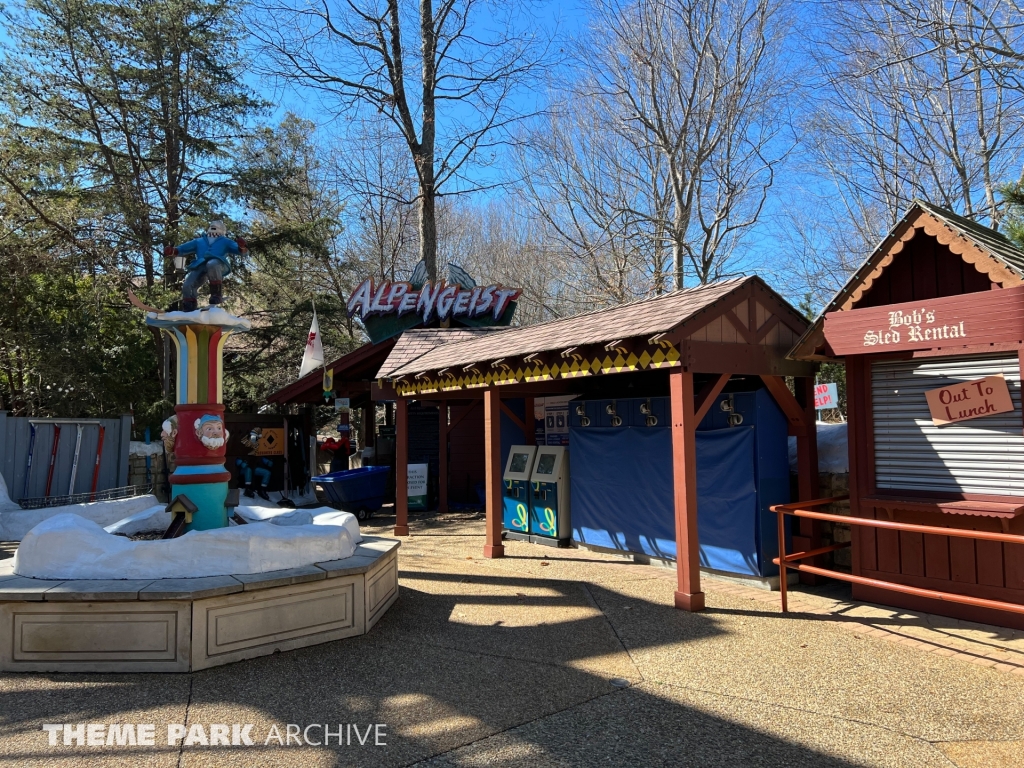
[346,279,521,324]
[823,286,1024,355]
[923,374,1015,426]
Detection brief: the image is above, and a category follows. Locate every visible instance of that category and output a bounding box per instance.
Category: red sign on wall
[823,285,1024,356]
[814,382,839,409]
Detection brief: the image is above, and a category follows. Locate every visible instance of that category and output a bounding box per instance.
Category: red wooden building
[266,329,503,507]
[789,200,1024,629]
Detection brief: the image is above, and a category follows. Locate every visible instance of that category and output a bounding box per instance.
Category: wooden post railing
[772,497,1024,619]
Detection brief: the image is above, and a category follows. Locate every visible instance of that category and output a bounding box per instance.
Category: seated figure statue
[165,220,248,311]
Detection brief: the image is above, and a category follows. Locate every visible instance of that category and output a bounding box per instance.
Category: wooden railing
[771,496,1024,618]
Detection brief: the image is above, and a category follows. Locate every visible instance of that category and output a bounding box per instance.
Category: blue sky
[244,0,816,297]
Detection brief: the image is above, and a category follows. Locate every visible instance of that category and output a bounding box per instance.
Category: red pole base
[674,591,705,612]
[393,525,410,537]
[483,544,505,558]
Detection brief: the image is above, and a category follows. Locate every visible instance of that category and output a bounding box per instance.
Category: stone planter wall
[127,453,169,501]
[0,537,399,673]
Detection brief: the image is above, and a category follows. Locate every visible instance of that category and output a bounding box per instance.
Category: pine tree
[0,0,264,288]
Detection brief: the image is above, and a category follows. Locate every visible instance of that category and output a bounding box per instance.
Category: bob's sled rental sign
[346,261,521,343]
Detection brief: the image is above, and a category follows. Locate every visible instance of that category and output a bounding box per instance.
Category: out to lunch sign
[823,285,1024,356]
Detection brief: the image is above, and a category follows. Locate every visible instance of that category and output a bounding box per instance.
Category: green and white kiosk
[529,446,571,545]
[502,446,536,534]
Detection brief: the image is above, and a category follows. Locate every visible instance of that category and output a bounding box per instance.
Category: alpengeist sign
[346,262,522,344]
[347,279,521,324]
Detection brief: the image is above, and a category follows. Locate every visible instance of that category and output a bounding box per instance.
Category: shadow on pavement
[0,567,865,768]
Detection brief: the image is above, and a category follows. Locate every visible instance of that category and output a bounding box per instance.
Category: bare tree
[884,1,1024,90]
[779,0,1024,308]
[332,117,420,285]
[251,0,554,281]
[516,99,671,305]
[436,197,568,322]
[806,0,1024,230]
[551,0,794,290]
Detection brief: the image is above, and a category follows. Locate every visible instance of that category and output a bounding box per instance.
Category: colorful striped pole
[146,309,250,531]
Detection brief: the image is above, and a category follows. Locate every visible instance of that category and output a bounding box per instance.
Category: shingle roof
[814,200,1024,322]
[381,327,510,377]
[916,200,1024,276]
[377,276,751,378]
[266,339,397,404]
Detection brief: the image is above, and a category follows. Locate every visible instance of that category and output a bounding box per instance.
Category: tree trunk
[672,214,686,291]
[419,178,437,282]
[419,0,437,282]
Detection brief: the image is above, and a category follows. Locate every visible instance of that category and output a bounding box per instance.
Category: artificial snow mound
[128,441,164,456]
[102,502,364,546]
[147,307,252,331]
[15,513,358,580]
[0,494,161,541]
[0,471,17,514]
[788,421,849,474]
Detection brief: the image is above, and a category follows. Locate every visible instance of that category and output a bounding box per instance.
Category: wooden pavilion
[375,276,818,610]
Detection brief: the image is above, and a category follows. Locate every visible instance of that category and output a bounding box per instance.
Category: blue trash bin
[312,466,391,521]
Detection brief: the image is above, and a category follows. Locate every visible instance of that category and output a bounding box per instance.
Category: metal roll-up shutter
[872,353,1024,496]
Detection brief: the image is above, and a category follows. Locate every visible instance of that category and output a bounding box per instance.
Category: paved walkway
[1,511,1022,767]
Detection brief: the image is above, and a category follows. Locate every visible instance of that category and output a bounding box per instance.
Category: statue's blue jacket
[176,236,240,276]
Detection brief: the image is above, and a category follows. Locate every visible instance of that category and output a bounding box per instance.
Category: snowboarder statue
[164,220,248,311]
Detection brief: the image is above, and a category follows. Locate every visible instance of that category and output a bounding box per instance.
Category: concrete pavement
[0,509,1021,767]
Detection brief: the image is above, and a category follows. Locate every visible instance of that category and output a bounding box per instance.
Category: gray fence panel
[0,411,6,495]
[1,416,131,503]
[117,414,132,490]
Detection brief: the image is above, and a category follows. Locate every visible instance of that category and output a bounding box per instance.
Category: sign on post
[924,374,1015,426]
[814,383,839,410]
[407,463,429,510]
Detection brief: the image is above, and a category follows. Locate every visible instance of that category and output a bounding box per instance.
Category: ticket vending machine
[502,445,537,535]
[529,446,570,542]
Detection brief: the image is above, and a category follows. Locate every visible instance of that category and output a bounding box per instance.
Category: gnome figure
[160,415,178,473]
[165,220,248,311]
[194,414,229,450]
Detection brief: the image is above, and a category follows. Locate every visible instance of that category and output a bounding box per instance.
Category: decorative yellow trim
[185,326,198,403]
[393,342,681,395]
[168,331,185,405]
[215,331,231,402]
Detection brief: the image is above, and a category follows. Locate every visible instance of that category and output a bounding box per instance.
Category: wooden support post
[394,398,409,536]
[363,404,375,448]
[794,376,822,584]
[437,403,448,514]
[483,387,505,558]
[525,397,536,446]
[670,368,704,611]
[846,357,866,578]
[694,373,731,424]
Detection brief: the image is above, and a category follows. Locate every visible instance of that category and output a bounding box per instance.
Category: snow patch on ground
[15,512,358,579]
[128,441,164,456]
[788,421,848,474]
